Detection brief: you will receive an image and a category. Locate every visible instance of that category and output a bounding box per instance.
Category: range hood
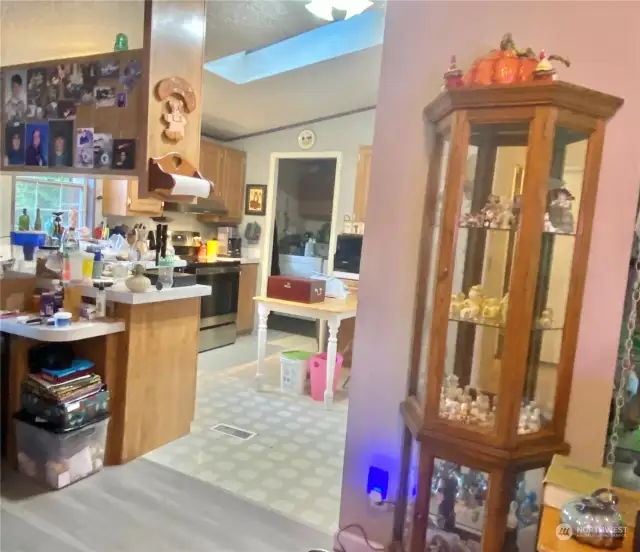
[163,196,228,215]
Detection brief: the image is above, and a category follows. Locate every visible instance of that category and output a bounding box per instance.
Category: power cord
[335,523,387,552]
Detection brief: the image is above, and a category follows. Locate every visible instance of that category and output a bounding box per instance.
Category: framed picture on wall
[245,184,267,216]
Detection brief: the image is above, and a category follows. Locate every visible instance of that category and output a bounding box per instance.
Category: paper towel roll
[171,174,210,198]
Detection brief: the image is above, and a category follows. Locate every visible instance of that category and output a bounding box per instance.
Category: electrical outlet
[368,490,392,511]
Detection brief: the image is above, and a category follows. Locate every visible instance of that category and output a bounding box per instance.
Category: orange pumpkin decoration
[463,33,569,86]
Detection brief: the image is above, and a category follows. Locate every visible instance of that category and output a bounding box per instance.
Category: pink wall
[339,1,640,546]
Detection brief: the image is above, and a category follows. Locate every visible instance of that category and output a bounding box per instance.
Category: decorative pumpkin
[463,33,569,86]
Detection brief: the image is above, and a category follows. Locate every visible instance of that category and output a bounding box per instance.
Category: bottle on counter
[94,283,107,318]
[92,251,104,279]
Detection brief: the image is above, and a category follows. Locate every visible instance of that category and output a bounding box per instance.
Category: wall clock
[298,129,316,150]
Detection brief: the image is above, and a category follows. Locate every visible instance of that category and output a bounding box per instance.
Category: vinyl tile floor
[145,329,349,535]
[1,458,334,552]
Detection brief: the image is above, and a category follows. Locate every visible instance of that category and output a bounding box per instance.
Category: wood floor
[1,459,334,552]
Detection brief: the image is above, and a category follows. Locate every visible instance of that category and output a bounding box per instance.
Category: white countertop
[0,317,125,342]
[78,284,212,305]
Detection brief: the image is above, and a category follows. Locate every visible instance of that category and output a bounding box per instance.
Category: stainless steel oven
[185,263,241,352]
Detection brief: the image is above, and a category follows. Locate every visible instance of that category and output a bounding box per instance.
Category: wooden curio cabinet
[394,80,622,552]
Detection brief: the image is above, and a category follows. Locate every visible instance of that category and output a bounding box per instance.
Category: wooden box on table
[267,276,326,303]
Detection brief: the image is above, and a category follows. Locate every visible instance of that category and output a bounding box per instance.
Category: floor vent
[210,423,256,441]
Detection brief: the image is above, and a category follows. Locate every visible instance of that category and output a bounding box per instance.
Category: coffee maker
[218,226,242,258]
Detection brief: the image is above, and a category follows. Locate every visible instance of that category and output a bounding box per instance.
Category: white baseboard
[333,527,386,552]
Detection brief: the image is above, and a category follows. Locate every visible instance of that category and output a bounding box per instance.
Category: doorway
[269,157,339,338]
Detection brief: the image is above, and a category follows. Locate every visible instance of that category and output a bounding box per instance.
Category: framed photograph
[4,122,25,165]
[49,120,74,167]
[4,69,27,122]
[25,122,48,166]
[245,184,267,216]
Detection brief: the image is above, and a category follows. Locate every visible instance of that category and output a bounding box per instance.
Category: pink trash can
[309,353,343,402]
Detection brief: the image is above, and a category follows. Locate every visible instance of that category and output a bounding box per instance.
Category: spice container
[53,311,72,327]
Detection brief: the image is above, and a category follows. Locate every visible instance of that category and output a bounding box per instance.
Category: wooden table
[537,506,635,552]
[253,295,357,409]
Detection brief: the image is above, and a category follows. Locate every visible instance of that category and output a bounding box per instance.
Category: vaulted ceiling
[0,0,385,140]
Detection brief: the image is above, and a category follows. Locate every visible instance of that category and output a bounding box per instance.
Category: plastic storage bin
[309,352,343,402]
[14,412,109,489]
[280,350,314,394]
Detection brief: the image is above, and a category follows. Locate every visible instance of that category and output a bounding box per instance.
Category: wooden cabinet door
[353,145,372,222]
[200,140,226,202]
[236,263,257,334]
[127,181,163,215]
[223,147,246,221]
[101,179,162,216]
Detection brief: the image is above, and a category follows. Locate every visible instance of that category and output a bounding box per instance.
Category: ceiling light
[305,0,374,21]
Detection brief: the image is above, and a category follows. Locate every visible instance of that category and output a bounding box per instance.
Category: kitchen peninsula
[1,283,210,466]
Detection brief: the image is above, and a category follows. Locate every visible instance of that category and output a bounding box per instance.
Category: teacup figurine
[482,298,502,321]
[538,308,554,329]
[450,292,466,315]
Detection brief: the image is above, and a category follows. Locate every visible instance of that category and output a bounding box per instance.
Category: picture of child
[4,70,27,122]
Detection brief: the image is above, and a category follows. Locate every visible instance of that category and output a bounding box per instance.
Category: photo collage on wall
[2,57,141,171]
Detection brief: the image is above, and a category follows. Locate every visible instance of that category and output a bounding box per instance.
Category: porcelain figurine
[450,292,466,315]
[549,187,575,233]
[460,298,481,320]
[538,308,554,328]
[443,55,464,89]
[543,212,556,232]
[125,264,151,293]
[482,298,502,321]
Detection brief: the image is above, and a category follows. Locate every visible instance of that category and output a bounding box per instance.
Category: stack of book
[20,359,109,430]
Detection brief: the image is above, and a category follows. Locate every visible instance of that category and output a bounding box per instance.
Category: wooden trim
[392,426,415,544]
[0,48,145,71]
[424,81,623,124]
[481,468,514,552]
[424,111,470,421]
[409,447,434,552]
[551,120,606,440]
[409,135,444,399]
[466,106,536,124]
[497,107,558,449]
[556,110,598,135]
[401,397,424,438]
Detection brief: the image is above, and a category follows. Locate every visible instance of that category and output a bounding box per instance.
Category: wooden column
[138,0,206,197]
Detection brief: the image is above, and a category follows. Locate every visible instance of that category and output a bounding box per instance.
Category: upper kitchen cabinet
[102,179,163,217]
[199,140,246,223]
[353,145,372,222]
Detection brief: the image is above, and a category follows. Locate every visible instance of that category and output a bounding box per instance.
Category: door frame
[259,151,343,296]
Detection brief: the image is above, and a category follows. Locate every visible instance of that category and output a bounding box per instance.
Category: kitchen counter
[2,281,203,467]
[0,317,125,342]
[77,284,211,305]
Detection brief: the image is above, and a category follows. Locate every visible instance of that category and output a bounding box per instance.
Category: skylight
[203,9,385,85]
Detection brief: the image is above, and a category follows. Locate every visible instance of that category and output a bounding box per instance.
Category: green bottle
[114,33,129,52]
[18,208,29,231]
[34,208,42,231]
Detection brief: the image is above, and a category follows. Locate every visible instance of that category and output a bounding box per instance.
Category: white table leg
[256,302,270,392]
[324,317,341,409]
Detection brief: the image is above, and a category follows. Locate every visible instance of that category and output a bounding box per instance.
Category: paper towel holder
[148,152,213,202]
